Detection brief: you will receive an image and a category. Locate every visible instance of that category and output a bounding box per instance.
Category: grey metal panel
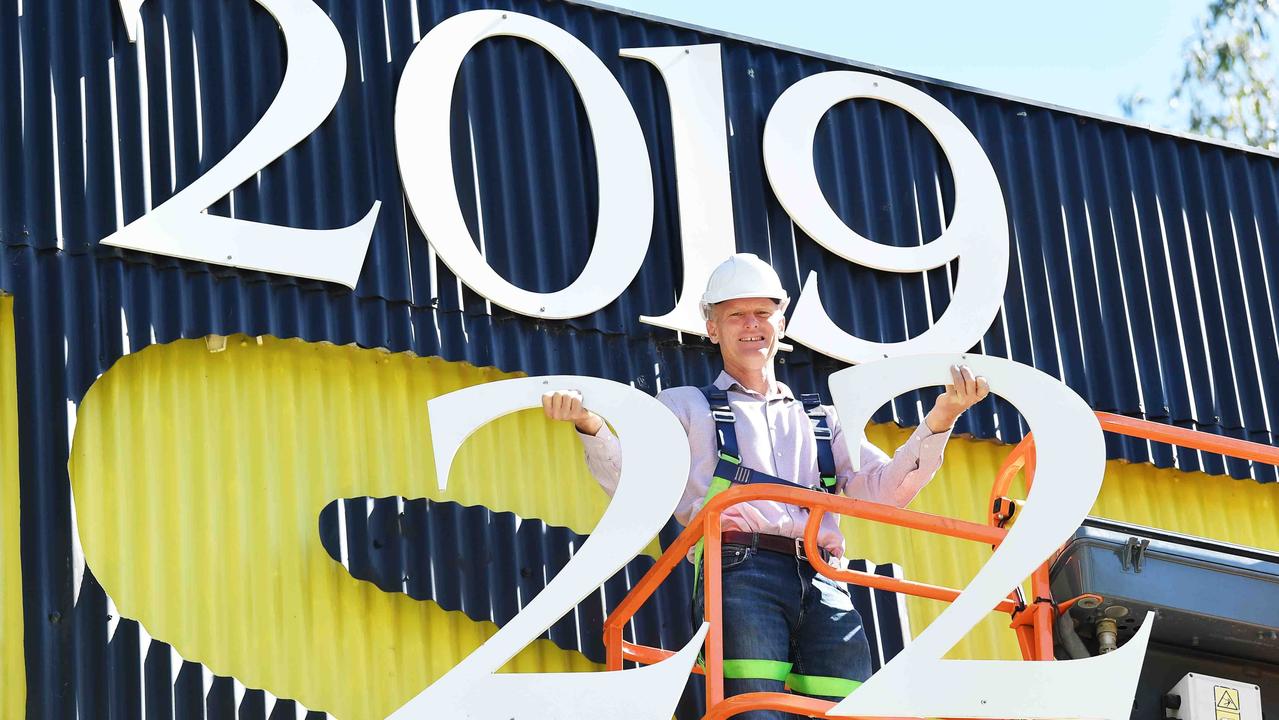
[1051,520,1279,664]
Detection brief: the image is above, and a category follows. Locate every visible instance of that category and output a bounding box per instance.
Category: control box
[1166,673,1262,720]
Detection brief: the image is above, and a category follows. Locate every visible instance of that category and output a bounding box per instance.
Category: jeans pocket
[721,544,753,571]
[815,572,852,598]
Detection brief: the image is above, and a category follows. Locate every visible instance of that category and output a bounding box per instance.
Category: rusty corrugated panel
[1,295,23,718]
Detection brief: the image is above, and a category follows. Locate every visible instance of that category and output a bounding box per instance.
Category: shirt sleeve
[575,389,693,501]
[828,405,953,507]
[577,423,623,497]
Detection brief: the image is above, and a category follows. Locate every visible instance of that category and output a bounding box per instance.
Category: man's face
[706,297,785,370]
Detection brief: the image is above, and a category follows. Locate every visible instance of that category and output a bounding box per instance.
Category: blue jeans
[692,543,872,720]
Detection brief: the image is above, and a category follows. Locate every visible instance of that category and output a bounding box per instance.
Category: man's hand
[541,390,605,436]
[924,364,990,433]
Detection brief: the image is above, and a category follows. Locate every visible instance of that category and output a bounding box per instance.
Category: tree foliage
[1171,0,1278,149]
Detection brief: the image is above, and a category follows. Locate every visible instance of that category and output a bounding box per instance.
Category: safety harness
[692,385,859,697]
[699,385,839,498]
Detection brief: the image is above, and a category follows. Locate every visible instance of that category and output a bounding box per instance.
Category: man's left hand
[924,364,990,433]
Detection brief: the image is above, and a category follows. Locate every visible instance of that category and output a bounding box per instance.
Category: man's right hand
[541,390,604,436]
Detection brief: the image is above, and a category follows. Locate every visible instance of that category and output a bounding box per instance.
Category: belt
[721,530,833,563]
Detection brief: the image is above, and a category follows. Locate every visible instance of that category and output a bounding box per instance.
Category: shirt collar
[714,370,795,401]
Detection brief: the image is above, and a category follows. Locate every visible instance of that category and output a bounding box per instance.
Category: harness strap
[689,385,855,692]
[800,392,838,491]
[700,385,836,493]
[690,384,836,588]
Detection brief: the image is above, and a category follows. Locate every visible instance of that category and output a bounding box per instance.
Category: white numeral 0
[827,354,1152,720]
[387,376,706,720]
[108,0,380,288]
[396,10,654,320]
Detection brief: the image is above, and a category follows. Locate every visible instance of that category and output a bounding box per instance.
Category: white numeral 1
[108,0,380,288]
[828,354,1152,719]
[624,44,738,336]
[387,376,705,720]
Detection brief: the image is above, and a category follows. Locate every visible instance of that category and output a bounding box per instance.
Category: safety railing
[603,412,1279,719]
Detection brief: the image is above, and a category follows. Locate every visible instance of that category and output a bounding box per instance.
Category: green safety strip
[723,659,793,681]
[691,475,735,590]
[785,673,862,698]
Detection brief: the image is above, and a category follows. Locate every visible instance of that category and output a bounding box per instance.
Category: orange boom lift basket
[602,412,1279,719]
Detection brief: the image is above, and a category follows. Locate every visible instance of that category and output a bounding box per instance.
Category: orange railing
[603,411,1279,719]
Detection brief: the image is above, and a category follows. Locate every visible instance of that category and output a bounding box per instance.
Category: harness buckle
[794,537,805,558]
[718,451,742,465]
[711,408,735,423]
[812,425,832,440]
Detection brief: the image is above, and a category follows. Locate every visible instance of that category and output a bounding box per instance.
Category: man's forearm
[924,404,958,433]
[575,412,604,436]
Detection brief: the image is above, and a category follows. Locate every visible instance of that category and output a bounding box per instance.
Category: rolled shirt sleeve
[828,404,953,508]
[577,424,623,497]
[571,375,956,557]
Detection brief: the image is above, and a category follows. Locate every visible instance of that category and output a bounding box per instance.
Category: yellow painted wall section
[71,337,605,719]
[69,335,1279,713]
[852,424,1278,662]
[0,296,22,718]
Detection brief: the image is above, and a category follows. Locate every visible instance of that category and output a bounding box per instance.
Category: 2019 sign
[90,1,1151,718]
[109,0,1005,365]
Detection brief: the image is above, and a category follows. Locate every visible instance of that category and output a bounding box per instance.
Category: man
[543,253,988,719]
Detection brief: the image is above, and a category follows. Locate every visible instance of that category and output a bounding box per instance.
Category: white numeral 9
[827,354,1152,719]
[387,376,705,719]
[108,0,380,288]
[765,73,1010,363]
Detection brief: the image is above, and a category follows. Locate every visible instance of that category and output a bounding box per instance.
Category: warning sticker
[1214,685,1241,720]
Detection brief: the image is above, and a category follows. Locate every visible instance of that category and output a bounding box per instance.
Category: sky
[601,0,1208,133]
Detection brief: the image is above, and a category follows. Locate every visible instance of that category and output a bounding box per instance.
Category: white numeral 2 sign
[107,0,380,288]
[827,354,1152,719]
[387,376,706,720]
[388,357,1150,719]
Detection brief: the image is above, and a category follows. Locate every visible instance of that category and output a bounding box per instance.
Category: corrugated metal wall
[4,0,1278,475]
[70,336,917,719]
[1,295,23,718]
[3,0,1278,716]
[65,336,1279,717]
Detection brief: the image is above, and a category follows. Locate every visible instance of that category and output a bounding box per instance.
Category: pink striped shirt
[577,371,951,557]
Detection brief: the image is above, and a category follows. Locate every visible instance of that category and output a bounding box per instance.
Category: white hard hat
[699,253,790,320]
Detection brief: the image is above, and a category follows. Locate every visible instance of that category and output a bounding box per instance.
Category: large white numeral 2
[108,0,380,289]
[387,376,706,720]
[828,354,1153,720]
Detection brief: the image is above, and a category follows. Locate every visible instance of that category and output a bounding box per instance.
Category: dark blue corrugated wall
[4,0,1279,717]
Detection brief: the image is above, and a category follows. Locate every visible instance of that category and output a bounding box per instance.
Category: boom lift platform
[602,412,1279,719]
